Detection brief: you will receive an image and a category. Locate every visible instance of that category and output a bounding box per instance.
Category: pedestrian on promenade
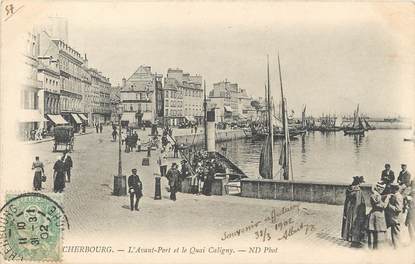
[367,182,389,250]
[341,176,366,247]
[158,150,168,177]
[166,163,180,201]
[404,184,415,242]
[132,131,138,151]
[173,143,179,158]
[180,160,191,192]
[202,161,215,196]
[136,138,141,152]
[128,168,143,211]
[53,156,66,193]
[398,164,412,187]
[112,128,118,141]
[99,123,103,133]
[121,131,126,145]
[385,183,404,248]
[32,156,45,191]
[380,163,395,194]
[95,122,99,133]
[63,151,73,183]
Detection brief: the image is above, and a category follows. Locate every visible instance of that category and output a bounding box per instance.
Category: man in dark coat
[166,163,180,201]
[202,161,215,196]
[341,176,366,247]
[63,151,73,183]
[53,156,66,193]
[380,163,395,194]
[398,164,412,187]
[128,169,143,211]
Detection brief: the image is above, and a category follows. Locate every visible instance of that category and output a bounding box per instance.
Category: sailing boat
[259,55,274,179]
[344,104,365,136]
[277,54,292,180]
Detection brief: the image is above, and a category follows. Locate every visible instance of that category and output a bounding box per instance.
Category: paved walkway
[16,126,415,263]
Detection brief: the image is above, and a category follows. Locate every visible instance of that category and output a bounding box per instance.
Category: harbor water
[216,129,415,184]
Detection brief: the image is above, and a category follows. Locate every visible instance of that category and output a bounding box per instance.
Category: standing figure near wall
[341,176,366,247]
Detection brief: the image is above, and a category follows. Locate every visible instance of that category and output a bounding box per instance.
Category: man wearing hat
[398,164,412,187]
[385,182,404,248]
[380,164,395,194]
[367,182,390,249]
[166,163,180,201]
[128,169,143,211]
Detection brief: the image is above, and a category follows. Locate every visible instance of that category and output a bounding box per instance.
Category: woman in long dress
[367,182,390,249]
[53,156,66,193]
[341,176,366,247]
[32,156,44,191]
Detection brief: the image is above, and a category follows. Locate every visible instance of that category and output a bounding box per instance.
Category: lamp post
[113,103,126,196]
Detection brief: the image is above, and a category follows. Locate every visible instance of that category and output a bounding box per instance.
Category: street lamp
[113,103,127,196]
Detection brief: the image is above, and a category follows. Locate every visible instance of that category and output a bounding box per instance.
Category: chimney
[122,77,126,88]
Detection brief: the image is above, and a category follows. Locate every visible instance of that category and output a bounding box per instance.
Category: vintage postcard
[0,0,414,263]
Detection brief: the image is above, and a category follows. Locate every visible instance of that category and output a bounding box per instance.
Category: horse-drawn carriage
[53,125,74,152]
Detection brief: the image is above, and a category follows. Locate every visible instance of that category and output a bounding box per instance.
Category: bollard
[113,175,127,196]
[147,146,151,157]
[154,174,161,200]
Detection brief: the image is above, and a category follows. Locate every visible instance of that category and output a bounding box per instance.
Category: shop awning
[121,112,136,122]
[184,116,196,122]
[78,114,88,121]
[71,113,82,124]
[224,106,233,112]
[142,112,152,121]
[46,114,68,125]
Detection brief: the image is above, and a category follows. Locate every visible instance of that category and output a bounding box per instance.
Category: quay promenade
[10,126,414,263]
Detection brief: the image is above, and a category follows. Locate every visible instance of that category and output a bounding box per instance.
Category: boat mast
[267,55,274,178]
[278,54,290,180]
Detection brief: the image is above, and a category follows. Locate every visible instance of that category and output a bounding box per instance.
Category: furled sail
[259,134,273,178]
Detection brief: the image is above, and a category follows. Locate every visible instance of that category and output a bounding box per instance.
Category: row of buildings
[20,18,111,139]
[116,66,256,127]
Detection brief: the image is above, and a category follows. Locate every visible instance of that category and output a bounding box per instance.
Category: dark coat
[63,155,73,170]
[166,168,180,188]
[128,174,143,196]
[398,170,412,186]
[341,185,366,242]
[381,169,395,184]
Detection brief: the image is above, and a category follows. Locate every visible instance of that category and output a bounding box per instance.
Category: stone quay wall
[240,179,373,207]
[174,129,248,146]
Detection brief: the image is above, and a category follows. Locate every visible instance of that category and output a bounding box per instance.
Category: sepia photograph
[0,0,414,263]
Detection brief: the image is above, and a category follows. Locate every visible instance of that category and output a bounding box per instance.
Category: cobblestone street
[18,126,414,263]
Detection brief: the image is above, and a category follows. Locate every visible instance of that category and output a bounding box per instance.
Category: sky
[33,1,414,118]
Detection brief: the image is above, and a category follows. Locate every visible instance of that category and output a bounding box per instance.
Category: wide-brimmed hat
[373,182,386,193]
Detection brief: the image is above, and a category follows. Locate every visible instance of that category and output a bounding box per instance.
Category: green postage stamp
[0,193,68,261]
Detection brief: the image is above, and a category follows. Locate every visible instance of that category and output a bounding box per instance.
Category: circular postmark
[0,192,69,261]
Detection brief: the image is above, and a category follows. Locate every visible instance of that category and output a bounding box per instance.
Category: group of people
[25,128,48,141]
[31,150,73,193]
[341,163,414,249]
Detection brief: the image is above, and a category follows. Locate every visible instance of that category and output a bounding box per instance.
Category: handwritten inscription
[3,3,24,22]
[220,204,317,243]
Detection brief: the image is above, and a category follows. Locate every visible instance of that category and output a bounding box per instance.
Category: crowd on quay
[31,150,73,193]
[341,163,414,249]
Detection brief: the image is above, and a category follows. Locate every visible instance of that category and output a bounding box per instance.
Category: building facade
[18,31,43,140]
[120,65,162,126]
[208,80,240,121]
[37,56,61,131]
[88,68,111,124]
[163,68,203,126]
